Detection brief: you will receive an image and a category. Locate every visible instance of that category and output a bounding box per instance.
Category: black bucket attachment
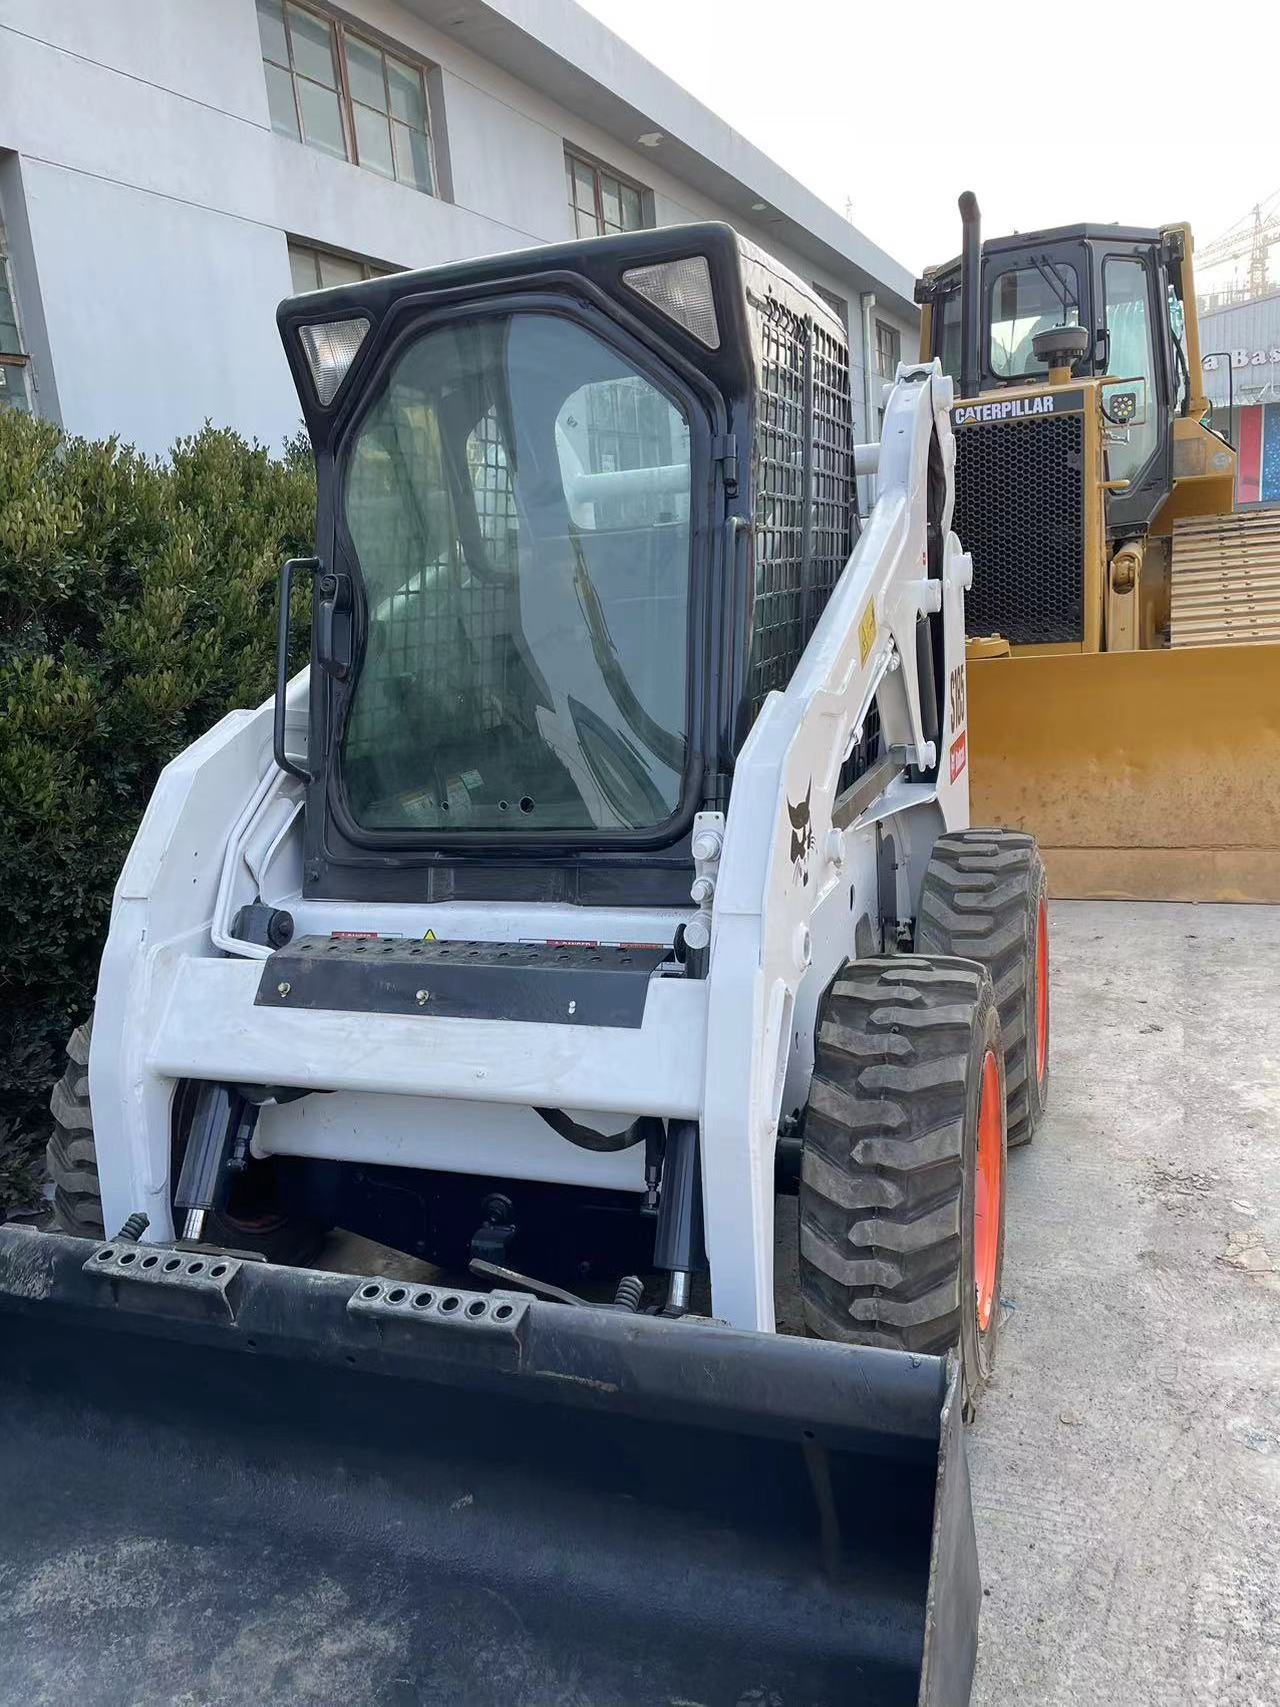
[0,1227,979,1706]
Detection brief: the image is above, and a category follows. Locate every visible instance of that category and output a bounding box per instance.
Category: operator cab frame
[918,222,1193,533]
[277,224,860,904]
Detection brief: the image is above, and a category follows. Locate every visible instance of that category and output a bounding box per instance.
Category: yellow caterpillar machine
[917,195,1280,901]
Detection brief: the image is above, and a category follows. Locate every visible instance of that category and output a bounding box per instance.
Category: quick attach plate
[256,936,667,1028]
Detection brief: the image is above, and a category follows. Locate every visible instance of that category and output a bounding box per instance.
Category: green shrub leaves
[0,410,315,1205]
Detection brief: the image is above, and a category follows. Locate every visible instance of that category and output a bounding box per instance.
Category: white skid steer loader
[1,221,1050,1707]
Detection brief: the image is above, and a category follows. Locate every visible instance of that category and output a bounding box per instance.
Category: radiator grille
[953,413,1084,644]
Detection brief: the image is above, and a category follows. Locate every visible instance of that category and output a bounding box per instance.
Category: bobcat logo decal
[787,782,814,886]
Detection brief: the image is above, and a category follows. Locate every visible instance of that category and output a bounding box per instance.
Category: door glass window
[1167,284,1188,414]
[1104,257,1158,486]
[341,314,692,834]
[989,263,1081,380]
[936,290,962,388]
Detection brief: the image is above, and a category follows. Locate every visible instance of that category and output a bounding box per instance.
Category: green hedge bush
[0,408,315,1206]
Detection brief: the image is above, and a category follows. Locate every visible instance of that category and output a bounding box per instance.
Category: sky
[575,0,1274,290]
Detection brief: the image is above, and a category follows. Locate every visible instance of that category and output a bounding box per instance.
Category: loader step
[256,935,669,1027]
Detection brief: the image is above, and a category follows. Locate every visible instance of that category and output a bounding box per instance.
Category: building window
[812,282,849,326]
[257,0,436,195]
[875,319,901,380]
[287,240,397,294]
[0,225,31,415]
[565,149,649,239]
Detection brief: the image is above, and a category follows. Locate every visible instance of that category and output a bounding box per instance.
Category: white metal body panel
[89,362,970,1331]
[149,960,707,1117]
[256,1093,646,1191]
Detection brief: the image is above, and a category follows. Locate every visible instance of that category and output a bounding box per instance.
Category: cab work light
[298,316,371,406]
[621,255,719,349]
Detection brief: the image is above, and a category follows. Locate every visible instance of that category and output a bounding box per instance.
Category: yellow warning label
[423,929,437,942]
[858,602,877,666]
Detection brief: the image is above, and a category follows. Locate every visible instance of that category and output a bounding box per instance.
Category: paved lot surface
[967,901,1280,1706]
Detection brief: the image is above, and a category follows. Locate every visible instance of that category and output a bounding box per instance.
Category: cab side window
[1103,257,1158,485]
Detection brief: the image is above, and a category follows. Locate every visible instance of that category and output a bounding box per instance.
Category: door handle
[316,571,353,680]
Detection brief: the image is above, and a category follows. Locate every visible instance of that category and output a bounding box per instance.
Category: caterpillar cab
[918,194,1280,902]
[0,218,1056,1707]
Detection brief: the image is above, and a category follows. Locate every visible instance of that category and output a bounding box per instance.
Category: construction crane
[1196,189,1280,304]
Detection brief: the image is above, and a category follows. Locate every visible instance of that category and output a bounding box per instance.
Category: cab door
[1094,246,1173,531]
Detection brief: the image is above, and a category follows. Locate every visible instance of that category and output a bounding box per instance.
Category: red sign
[949,731,968,783]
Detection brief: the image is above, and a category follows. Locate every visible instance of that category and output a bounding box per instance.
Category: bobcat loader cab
[917,196,1280,901]
[82,219,1011,1335]
[5,221,1053,1707]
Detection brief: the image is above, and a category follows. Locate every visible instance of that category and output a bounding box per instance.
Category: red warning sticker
[949,731,968,783]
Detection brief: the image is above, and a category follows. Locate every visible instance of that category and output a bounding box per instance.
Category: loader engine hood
[275,225,859,902]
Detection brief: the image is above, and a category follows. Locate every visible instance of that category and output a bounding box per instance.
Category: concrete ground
[967,902,1280,1706]
[322,900,1280,1702]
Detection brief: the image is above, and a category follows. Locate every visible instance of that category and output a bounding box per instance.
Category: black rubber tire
[916,830,1050,1149]
[46,1016,324,1265]
[47,1020,103,1236]
[799,956,1006,1416]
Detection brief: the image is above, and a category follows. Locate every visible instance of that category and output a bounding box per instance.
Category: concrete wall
[0,0,918,454]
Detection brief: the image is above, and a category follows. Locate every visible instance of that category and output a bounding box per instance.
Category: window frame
[287,237,397,294]
[564,147,651,239]
[984,253,1085,384]
[258,0,439,196]
[0,224,32,416]
[874,319,901,381]
[1096,245,1172,525]
[321,294,715,856]
[811,282,849,327]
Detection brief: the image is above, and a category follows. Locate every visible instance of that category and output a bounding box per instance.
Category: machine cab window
[1102,255,1158,486]
[988,261,1082,382]
[340,312,693,836]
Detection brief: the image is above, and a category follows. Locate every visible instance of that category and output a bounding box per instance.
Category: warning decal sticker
[858,602,877,666]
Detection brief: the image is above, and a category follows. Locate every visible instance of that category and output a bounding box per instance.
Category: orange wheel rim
[974,1048,1002,1334]
[1034,897,1049,1085]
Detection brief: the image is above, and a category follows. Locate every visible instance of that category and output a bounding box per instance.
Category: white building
[0,0,919,457]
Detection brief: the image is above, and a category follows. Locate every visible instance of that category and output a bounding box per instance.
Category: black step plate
[255,936,668,1028]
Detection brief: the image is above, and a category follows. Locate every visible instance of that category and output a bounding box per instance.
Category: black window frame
[984,251,1088,386]
[1092,243,1174,531]
[315,291,718,859]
